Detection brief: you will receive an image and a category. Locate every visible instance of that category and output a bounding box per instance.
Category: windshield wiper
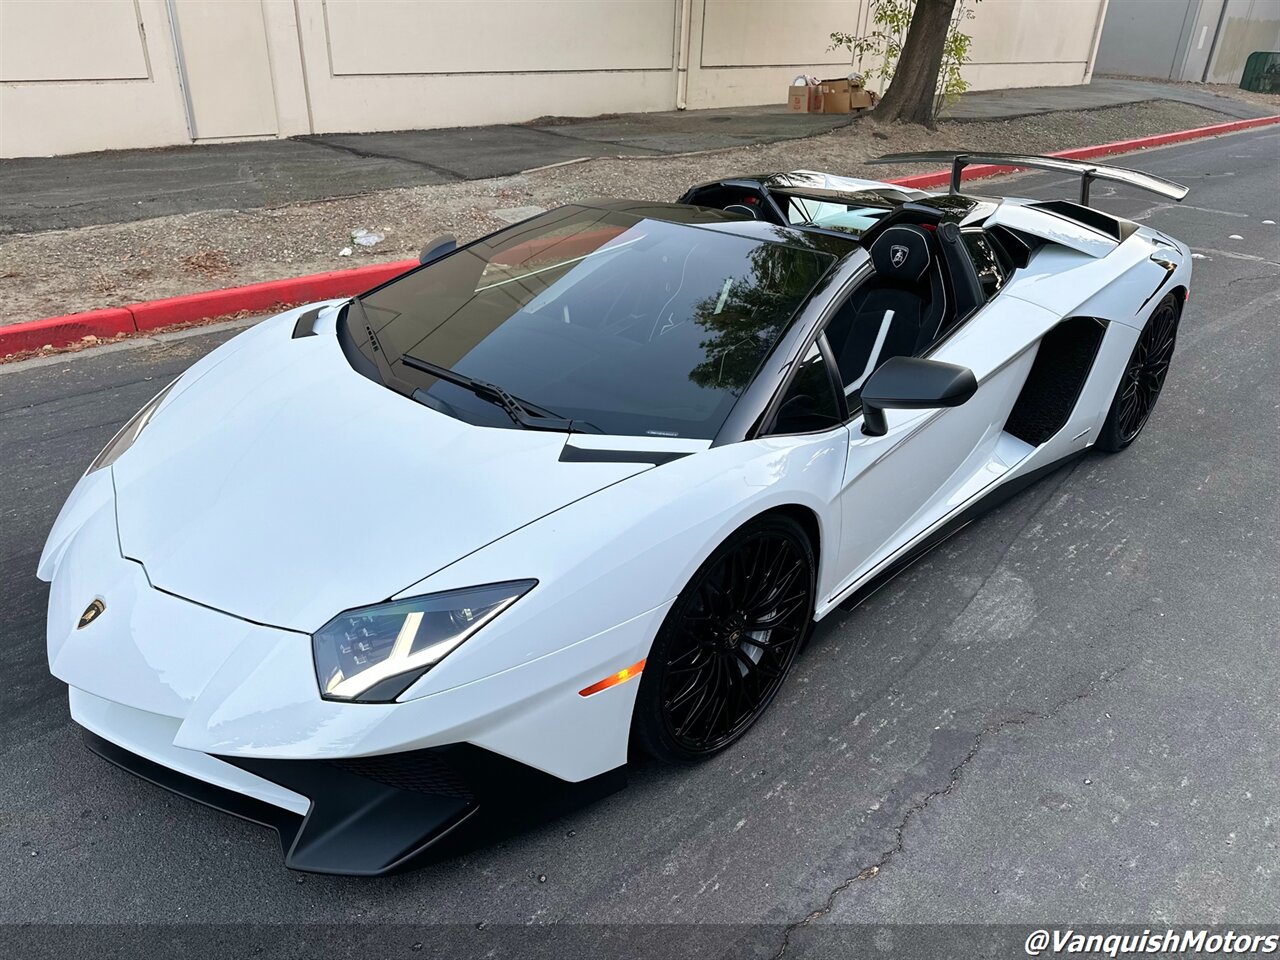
[348,296,600,433]
[400,354,600,433]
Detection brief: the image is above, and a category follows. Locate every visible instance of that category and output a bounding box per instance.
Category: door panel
[169,0,278,139]
[834,350,1036,593]
[830,294,1060,600]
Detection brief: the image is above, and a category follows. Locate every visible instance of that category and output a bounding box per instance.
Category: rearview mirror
[419,234,457,265]
[860,356,977,436]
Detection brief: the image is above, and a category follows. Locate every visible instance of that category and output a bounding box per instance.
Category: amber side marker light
[579,659,646,697]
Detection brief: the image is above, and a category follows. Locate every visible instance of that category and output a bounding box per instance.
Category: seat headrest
[869,225,931,282]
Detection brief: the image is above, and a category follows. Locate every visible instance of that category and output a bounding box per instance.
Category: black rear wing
[869,151,1189,207]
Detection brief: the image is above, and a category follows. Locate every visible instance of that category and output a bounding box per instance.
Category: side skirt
[835,450,1085,613]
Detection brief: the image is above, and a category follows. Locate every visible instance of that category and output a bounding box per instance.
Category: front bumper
[42,468,657,874]
[74,687,625,875]
[44,469,659,782]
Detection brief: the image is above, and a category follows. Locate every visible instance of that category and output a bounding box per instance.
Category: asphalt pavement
[1,78,1268,235]
[0,128,1277,957]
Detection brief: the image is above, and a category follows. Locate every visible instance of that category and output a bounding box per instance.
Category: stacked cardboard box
[817,78,876,114]
[788,76,877,114]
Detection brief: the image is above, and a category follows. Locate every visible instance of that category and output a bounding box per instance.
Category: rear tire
[631,515,815,763]
[1097,293,1181,453]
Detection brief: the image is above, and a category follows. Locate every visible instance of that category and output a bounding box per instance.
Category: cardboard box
[787,84,823,113]
[818,79,876,114]
[850,87,875,111]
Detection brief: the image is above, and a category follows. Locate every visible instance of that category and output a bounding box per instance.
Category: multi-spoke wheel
[632,515,815,762]
[1098,293,1181,453]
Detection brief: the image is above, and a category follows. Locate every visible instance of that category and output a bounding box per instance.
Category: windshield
[784,196,893,237]
[348,206,835,439]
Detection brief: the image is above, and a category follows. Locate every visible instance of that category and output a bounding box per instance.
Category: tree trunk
[874,0,959,128]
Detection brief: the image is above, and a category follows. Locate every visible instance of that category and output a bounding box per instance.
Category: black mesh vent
[330,749,474,800]
[1005,317,1107,446]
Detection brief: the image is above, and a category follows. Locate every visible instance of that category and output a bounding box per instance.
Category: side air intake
[1005,317,1107,446]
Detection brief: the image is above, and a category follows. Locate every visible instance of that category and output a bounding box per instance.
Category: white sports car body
[40,154,1190,874]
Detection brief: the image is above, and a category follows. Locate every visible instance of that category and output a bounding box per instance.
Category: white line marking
[1193,248,1280,267]
[1132,202,1250,222]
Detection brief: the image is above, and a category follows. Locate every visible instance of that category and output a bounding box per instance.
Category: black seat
[826,224,947,395]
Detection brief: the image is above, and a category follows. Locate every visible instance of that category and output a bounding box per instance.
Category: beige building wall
[683,0,872,108]
[1,0,1109,159]
[963,0,1110,89]
[293,0,682,134]
[1,0,191,155]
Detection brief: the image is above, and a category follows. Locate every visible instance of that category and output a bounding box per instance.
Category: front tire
[631,515,815,763]
[1097,292,1181,453]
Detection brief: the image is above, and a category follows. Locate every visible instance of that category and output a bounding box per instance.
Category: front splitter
[83,731,626,875]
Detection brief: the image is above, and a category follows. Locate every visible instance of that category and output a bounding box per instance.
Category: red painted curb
[128,259,416,332]
[2,258,416,356]
[889,114,1280,190]
[0,307,137,355]
[4,113,1278,357]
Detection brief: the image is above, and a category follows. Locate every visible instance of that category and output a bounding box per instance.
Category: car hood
[112,325,651,633]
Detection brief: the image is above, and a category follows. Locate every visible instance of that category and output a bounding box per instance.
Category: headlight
[312,580,536,703]
[87,379,179,474]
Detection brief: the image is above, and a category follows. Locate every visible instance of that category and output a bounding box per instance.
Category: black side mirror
[860,356,977,436]
[419,234,457,265]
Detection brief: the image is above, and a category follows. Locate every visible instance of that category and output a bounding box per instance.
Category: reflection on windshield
[351,206,835,439]
[688,232,832,393]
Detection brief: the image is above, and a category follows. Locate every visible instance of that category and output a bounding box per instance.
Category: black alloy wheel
[1099,293,1181,452]
[632,515,815,762]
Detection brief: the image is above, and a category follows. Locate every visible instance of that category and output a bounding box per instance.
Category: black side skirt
[837,451,1084,612]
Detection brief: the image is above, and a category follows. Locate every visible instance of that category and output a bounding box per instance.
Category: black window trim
[757,332,848,439]
[750,259,873,439]
[959,227,1008,303]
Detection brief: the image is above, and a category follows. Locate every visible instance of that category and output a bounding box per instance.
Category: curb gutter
[4,114,1277,357]
[1,260,415,356]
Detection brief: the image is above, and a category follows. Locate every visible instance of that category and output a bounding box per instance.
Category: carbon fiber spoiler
[870,151,1189,207]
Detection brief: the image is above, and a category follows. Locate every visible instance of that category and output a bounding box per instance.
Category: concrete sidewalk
[1,79,1270,236]
[945,76,1269,122]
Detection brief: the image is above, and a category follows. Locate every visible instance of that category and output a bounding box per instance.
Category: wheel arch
[754,503,822,582]
[649,502,824,616]
[629,501,821,761]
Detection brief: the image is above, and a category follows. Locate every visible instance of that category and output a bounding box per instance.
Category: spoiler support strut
[871,152,1189,208]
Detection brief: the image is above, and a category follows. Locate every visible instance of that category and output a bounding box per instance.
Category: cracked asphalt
[0,129,1277,956]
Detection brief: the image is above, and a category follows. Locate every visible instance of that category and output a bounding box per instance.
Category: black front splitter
[82,731,626,876]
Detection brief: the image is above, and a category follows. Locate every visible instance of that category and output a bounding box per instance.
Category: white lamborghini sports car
[40,154,1190,875]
